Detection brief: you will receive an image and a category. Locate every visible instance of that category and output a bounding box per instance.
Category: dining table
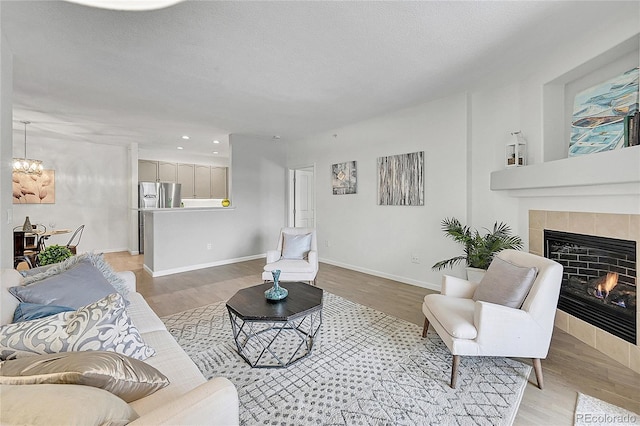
[25,228,72,251]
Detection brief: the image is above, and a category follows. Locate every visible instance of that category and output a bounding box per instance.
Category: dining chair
[66,225,85,255]
[13,230,34,269]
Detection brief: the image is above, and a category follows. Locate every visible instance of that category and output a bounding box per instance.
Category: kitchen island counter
[141,207,265,278]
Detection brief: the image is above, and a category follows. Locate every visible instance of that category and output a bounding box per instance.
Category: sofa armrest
[116,271,137,293]
[128,377,239,426]
[307,250,318,266]
[441,275,477,298]
[266,250,281,264]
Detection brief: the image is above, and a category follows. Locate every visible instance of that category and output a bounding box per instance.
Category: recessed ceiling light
[213,151,219,154]
[181,135,190,140]
[177,146,184,150]
[213,140,220,144]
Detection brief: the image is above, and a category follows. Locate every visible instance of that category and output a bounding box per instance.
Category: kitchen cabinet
[177,163,195,198]
[138,160,158,182]
[139,159,228,199]
[194,165,211,198]
[211,167,228,198]
[158,162,177,182]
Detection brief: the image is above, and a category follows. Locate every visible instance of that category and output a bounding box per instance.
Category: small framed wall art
[332,161,357,195]
[12,170,55,204]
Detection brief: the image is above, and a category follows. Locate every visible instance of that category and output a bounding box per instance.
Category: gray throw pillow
[19,264,55,277]
[282,233,312,260]
[9,261,117,309]
[22,252,129,298]
[0,351,169,402]
[0,293,155,361]
[472,256,538,308]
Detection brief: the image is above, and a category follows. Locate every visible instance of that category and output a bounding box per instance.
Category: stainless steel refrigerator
[138,182,181,253]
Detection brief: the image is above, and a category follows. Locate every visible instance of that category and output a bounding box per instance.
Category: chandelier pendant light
[13,121,43,175]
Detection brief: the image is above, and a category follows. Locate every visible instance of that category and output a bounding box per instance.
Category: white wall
[469,84,521,231]
[287,93,469,289]
[286,6,639,291]
[0,16,14,268]
[12,136,130,253]
[144,134,287,276]
[479,18,640,237]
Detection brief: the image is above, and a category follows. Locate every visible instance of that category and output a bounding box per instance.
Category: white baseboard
[146,254,266,277]
[319,257,441,292]
[81,248,132,255]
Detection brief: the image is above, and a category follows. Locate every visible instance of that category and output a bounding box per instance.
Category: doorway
[288,165,315,227]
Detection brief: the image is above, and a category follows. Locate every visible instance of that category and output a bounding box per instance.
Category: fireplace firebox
[544,230,636,344]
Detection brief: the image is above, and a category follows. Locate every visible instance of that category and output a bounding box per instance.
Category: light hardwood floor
[105,252,640,425]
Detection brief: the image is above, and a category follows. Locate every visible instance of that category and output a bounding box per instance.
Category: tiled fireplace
[529,211,640,374]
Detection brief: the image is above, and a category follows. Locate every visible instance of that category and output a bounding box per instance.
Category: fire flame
[595,272,619,300]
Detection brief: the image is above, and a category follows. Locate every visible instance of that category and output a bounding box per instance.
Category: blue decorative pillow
[19,264,55,278]
[13,303,74,323]
[282,233,312,260]
[22,253,129,298]
[9,261,118,309]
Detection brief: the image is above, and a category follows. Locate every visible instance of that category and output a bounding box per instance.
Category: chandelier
[13,121,43,175]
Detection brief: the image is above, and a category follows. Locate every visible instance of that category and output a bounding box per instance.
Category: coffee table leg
[227,307,323,368]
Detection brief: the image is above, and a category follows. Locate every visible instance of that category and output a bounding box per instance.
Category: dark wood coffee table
[226,282,323,368]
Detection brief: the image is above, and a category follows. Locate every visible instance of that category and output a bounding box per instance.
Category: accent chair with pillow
[262,227,318,285]
[422,249,563,389]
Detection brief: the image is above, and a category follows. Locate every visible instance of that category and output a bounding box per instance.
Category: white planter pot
[466,267,486,283]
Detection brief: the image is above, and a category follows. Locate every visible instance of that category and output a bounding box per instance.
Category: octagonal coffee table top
[226,282,323,321]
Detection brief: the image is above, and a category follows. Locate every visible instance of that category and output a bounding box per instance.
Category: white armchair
[262,227,318,285]
[422,249,563,389]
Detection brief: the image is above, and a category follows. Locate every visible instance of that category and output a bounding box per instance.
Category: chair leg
[422,317,430,338]
[450,355,460,389]
[532,358,544,389]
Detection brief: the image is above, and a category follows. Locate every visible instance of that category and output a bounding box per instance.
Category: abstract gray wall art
[332,161,357,195]
[377,151,424,206]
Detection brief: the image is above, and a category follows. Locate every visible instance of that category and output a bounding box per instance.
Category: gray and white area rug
[162,292,531,425]
[574,393,639,426]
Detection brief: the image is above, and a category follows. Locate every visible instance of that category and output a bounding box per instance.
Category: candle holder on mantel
[506,131,527,168]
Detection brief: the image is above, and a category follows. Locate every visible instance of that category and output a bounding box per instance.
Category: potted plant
[432,217,523,281]
[38,244,73,266]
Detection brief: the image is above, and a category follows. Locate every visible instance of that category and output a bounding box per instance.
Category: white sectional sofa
[0,266,239,425]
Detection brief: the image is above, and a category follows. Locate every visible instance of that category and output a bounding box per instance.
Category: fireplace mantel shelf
[490,146,640,198]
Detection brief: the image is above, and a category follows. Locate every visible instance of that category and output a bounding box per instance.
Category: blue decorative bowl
[265,285,288,301]
[265,269,287,300]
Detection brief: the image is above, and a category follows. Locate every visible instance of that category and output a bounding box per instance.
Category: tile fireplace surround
[529,210,640,374]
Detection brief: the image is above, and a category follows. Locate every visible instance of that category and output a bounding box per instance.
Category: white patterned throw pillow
[0,293,155,361]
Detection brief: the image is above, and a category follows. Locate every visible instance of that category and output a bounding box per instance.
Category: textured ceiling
[1,1,637,156]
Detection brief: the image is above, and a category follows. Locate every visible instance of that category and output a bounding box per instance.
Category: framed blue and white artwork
[569,67,639,156]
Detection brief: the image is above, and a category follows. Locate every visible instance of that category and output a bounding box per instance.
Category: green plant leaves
[38,245,73,266]
[432,217,523,271]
